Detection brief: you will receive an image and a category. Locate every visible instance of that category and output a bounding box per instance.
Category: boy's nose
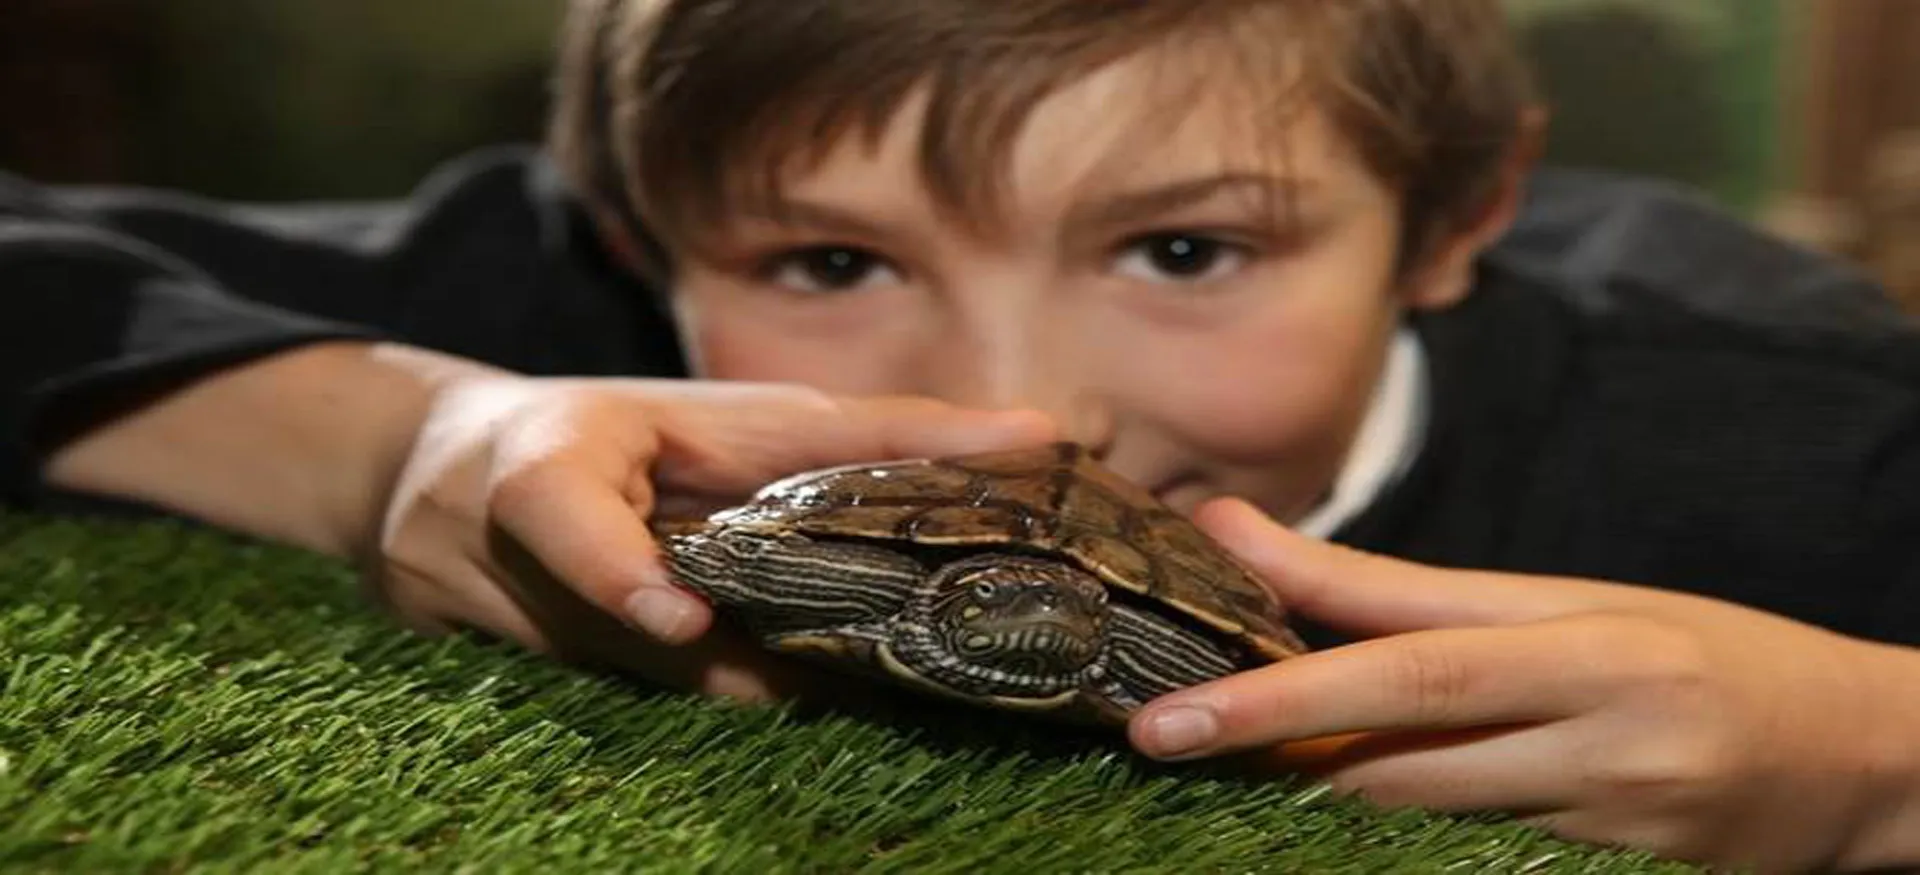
[952,386,1115,459]
[922,345,1115,458]
[911,286,1117,457]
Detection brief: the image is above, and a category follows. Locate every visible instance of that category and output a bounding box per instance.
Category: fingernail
[1138,706,1220,759]
[624,586,703,644]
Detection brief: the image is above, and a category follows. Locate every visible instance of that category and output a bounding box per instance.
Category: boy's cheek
[678,288,1385,474]
[1155,382,1353,464]
[682,317,911,396]
[1109,328,1384,463]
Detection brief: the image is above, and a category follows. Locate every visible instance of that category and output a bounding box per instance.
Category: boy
[4,0,1918,868]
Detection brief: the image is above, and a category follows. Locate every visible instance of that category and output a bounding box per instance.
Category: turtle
[651,441,1308,725]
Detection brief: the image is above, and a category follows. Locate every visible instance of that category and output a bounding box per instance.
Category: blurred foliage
[1506,0,1787,211]
[2,0,1787,212]
[134,1,564,200]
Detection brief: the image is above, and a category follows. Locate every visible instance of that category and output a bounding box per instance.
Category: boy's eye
[1113,233,1246,284]
[762,246,899,293]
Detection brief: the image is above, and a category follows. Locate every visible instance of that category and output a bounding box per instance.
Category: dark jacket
[5,147,1917,645]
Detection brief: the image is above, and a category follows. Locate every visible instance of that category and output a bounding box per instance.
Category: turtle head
[920,554,1109,679]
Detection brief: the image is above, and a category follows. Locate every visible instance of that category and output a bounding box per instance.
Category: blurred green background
[1,0,1788,213]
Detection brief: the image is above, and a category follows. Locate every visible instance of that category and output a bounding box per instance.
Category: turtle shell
[697,441,1307,660]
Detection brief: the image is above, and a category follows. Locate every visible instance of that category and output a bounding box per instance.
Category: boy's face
[658,56,1501,523]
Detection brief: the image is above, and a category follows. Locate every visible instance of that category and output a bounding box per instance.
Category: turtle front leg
[1093,603,1242,712]
[657,528,923,643]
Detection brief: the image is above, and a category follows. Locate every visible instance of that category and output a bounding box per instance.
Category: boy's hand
[1128,498,1920,872]
[370,373,1055,702]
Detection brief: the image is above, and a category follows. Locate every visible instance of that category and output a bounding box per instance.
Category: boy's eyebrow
[731,173,1311,240]
[1071,173,1312,229]
[740,199,892,239]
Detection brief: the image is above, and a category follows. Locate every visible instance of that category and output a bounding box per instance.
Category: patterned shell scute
[723,442,1303,657]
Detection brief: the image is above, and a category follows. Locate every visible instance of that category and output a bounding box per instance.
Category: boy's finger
[486,424,713,645]
[444,562,558,654]
[1193,497,1592,635]
[836,396,1061,460]
[1129,623,1598,761]
[488,529,822,703]
[650,387,1058,492]
[1266,722,1579,816]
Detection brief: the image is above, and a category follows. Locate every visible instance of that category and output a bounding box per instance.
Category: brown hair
[548,0,1536,276]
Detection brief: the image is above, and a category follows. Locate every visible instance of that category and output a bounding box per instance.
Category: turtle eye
[972,581,999,602]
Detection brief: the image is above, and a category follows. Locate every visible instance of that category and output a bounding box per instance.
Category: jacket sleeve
[1497,167,1906,327]
[0,182,386,506]
[1862,417,1920,647]
[0,146,678,508]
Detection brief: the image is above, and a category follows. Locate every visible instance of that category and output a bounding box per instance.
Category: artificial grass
[0,512,1697,873]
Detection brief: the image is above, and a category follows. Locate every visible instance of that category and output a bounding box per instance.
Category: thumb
[1192,497,1585,636]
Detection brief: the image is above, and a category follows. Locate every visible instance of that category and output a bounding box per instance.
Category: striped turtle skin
[652,442,1307,724]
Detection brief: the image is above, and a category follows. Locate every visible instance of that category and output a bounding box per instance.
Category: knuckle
[1386,638,1474,726]
[1630,630,1715,702]
[1586,732,1735,813]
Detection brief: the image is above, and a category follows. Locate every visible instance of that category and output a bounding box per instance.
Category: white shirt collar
[1290,326,1430,539]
